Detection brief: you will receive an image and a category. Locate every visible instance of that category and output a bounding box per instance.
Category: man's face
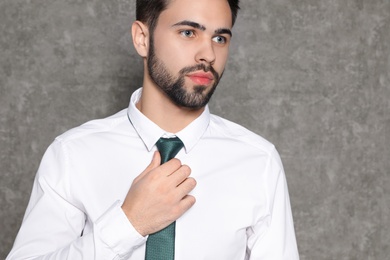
[147,0,233,109]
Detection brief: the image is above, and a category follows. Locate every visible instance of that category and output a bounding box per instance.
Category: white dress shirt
[7,88,299,259]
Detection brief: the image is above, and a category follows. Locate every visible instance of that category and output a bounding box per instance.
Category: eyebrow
[215,28,232,37]
[172,20,232,37]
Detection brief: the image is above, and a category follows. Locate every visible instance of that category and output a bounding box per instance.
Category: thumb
[133,151,161,182]
[149,150,161,169]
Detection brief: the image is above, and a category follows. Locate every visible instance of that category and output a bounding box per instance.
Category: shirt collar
[127,88,210,153]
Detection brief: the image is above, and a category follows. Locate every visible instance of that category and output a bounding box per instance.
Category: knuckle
[181,164,191,172]
[186,177,197,188]
[170,158,182,167]
[162,197,171,205]
[188,195,196,205]
[171,206,182,217]
[181,196,196,211]
[162,192,177,205]
[147,174,160,185]
[132,175,140,183]
[151,166,164,176]
[156,185,169,195]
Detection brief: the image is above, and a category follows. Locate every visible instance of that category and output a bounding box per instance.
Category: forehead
[158,0,232,29]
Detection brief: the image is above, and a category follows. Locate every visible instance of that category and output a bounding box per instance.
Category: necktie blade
[145,137,184,260]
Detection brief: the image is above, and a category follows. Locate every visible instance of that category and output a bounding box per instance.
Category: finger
[168,165,191,187]
[178,195,196,214]
[156,158,182,176]
[175,177,197,197]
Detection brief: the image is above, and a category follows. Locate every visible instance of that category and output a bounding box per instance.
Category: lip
[187,71,214,79]
[187,71,214,85]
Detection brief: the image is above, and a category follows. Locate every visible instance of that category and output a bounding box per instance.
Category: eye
[180,30,195,38]
[212,35,227,44]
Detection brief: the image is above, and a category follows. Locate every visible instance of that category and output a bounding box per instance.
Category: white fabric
[7,88,299,259]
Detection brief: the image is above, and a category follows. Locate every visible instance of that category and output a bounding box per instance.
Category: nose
[195,39,216,65]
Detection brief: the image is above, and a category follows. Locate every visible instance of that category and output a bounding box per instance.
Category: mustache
[179,64,219,80]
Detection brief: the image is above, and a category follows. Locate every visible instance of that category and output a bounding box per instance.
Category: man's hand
[121,151,197,236]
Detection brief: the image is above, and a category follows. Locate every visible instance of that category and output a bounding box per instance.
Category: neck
[137,72,204,133]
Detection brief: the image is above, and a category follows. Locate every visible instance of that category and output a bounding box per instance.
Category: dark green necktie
[145,137,184,260]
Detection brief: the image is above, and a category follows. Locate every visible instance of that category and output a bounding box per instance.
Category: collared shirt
[7,88,299,259]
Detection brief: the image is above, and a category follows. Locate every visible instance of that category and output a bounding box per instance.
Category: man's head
[133,0,240,109]
[136,0,240,33]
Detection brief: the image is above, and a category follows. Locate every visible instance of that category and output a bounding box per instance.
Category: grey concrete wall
[1,0,389,259]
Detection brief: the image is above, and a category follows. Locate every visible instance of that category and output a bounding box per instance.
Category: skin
[121,0,233,237]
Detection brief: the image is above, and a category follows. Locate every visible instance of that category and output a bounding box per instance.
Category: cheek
[214,48,229,74]
[153,35,192,73]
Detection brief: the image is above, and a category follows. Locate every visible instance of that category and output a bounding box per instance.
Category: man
[7,0,299,259]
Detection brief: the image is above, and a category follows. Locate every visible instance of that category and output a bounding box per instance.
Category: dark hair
[136,0,240,31]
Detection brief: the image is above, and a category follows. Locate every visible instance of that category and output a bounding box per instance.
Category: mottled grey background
[1,0,389,259]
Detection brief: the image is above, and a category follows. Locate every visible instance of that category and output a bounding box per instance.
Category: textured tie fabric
[145,137,184,260]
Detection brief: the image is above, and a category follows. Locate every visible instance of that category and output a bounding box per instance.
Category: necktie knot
[156,137,184,164]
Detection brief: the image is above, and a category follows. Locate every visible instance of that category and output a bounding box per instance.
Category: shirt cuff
[95,200,147,257]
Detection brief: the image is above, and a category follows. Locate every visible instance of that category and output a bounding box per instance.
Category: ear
[131,21,150,58]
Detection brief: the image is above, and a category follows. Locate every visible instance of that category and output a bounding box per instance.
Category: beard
[147,39,222,110]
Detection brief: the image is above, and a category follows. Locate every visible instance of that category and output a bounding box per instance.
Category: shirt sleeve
[6,140,147,260]
[246,148,300,260]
